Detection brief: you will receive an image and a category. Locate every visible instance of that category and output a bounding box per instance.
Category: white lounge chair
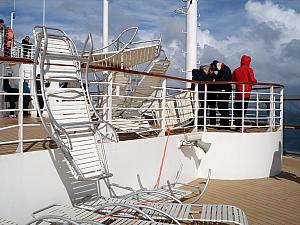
[31,203,180,225]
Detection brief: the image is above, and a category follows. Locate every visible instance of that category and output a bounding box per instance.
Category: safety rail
[0,61,286,154]
[0,28,35,59]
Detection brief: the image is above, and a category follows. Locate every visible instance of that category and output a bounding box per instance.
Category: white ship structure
[0,0,287,224]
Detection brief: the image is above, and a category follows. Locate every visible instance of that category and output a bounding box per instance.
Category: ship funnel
[178,133,211,153]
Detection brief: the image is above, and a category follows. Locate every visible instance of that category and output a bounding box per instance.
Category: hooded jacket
[232,55,257,99]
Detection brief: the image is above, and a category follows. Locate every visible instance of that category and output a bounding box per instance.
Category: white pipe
[42,0,46,26]
[10,0,15,29]
[103,0,109,50]
[186,0,198,88]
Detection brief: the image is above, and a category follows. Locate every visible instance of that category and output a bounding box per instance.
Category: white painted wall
[198,131,283,179]
[0,131,282,223]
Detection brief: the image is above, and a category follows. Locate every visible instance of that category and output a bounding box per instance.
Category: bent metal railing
[0,59,284,154]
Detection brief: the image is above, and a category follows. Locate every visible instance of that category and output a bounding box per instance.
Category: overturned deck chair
[26,215,103,225]
[33,26,118,182]
[32,25,205,203]
[33,200,248,225]
[31,203,180,225]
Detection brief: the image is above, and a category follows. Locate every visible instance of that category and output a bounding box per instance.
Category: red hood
[241,55,251,66]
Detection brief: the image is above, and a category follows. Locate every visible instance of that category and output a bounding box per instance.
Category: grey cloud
[247,22,282,46]
[280,39,300,60]
[199,45,226,65]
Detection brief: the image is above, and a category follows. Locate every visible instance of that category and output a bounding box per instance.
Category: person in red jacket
[232,55,257,131]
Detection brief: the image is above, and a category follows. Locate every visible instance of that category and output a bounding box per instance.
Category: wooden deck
[187,155,300,225]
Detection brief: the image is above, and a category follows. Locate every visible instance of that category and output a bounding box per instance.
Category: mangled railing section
[84,67,284,136]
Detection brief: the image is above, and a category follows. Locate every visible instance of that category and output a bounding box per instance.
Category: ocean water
[284,101,300,154]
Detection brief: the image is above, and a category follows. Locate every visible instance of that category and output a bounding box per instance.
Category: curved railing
[0,58,286,154]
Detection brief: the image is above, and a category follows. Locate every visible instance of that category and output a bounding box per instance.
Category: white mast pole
[186,0,198,87]
[10,0,16,29]
[42,0,46,26]
[103,0,112,123]
[103,0,109,50]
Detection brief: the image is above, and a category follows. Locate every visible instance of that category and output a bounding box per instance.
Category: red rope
[154,127,171,189]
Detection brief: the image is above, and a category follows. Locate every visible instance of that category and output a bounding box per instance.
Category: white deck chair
[175,91,195,127]
[25,215,103,225]
[31,203,181,225]
[33,26,118,182]
[33,26,207,205]
[73,196,249,225]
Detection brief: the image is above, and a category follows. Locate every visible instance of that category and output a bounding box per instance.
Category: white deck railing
[0,66,284,153]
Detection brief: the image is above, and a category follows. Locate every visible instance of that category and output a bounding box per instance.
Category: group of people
[3,79,33,118]
[192,55,257,131]
[0,18,32,57]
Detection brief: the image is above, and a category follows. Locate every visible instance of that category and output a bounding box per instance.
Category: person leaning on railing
[210,60,232,128]
[22,36,32,58]
[3,79,19,118]
[192,65,211,128]
[232,55,257,132]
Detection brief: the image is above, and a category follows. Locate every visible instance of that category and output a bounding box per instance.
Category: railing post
[256,92,259,127]
[203,83,207,132]
[159,78,167,136]
[194,83,199,132]
[17,67,24,153]
[231,89,234,127]
[241,84,245,133]
[269,86,274,131]
[107,74,113,123]
[279,87,284,130]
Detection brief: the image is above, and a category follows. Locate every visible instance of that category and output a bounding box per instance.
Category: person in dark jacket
[23,80,32,116]
[191,65,216,127]
[3,79,18,117]
[21,36,31,58]
[210,60,232,128]
[232,55,257,131]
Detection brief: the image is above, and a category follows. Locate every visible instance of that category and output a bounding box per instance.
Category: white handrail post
[256,92,259,127]
[107,74,113,123]
[241,84,245,133]
[279,87,284,130]
[194,83,199,132]
[231,89,234,127]
[203,83,207,132]
[17,69,24,153]
[159,79,167,136]
[269,86,274,131]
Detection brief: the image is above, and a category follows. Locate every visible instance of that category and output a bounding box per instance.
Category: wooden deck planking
[186,156,300,225]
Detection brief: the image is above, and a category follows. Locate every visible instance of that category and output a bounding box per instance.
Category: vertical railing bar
[194,83,199,132]
[17,69,24,153]
[241,84,245,133]
[231,89,234,127]
[203,84,207,132]
[160,78,167,136]
[279,88,284,130]
[269,86,274,131]
[256,92,259,127]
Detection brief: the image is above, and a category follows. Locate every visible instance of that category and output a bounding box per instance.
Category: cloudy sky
[1,0,299,95]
